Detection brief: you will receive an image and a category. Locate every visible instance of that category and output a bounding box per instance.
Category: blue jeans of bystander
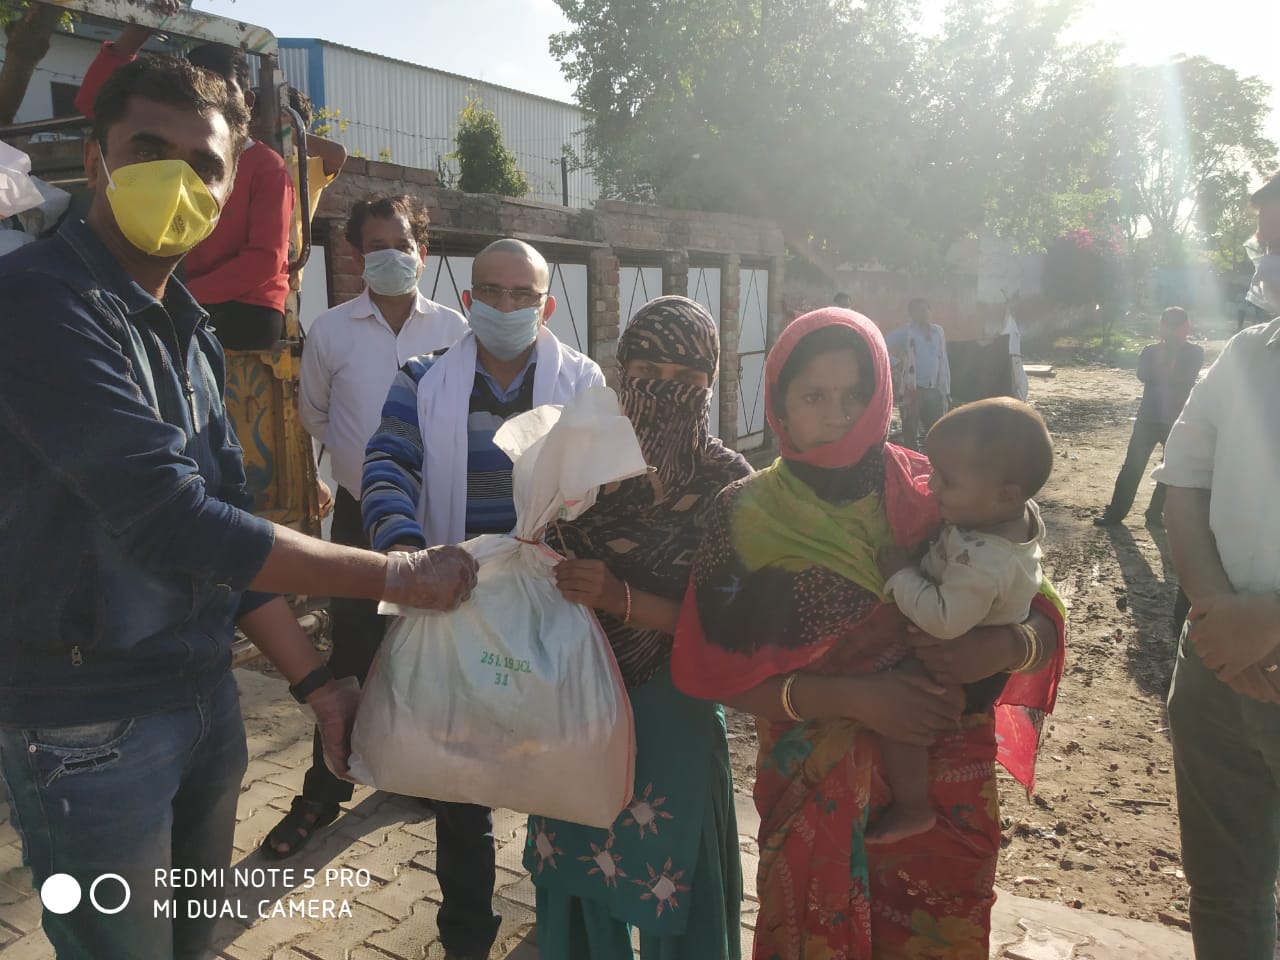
[0,671,247,960]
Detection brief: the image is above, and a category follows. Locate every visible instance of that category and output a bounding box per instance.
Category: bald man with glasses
[355,238,603,960]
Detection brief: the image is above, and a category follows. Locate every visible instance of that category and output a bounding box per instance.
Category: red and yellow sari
[671,309,1066,960]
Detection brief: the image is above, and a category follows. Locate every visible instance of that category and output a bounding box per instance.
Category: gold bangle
[781,672,804,723]
[1013,623,1041,673]
[622,582,633,625]
[1015,624,1036,672]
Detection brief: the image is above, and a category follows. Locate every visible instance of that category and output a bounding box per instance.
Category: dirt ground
[724,330,1236,932]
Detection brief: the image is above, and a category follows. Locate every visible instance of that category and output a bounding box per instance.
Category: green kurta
[524,665,743,959]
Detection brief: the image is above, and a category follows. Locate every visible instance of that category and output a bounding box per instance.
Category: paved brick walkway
[0,668,1194,959]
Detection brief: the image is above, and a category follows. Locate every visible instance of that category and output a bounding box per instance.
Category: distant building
[2,24,184,124]
[0,27,597,209]
[279,39,597,208]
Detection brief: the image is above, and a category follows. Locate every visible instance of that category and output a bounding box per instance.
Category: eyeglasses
[471,283,548,309]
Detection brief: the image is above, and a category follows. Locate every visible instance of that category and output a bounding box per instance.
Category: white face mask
[1246,251,1280,316]
[363,248,421,297]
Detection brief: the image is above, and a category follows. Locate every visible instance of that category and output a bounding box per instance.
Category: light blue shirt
[475,351,536,402]
[886,322,950,397]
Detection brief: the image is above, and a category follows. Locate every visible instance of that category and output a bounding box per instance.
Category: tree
[907,0,1118,254]
[1110,56,1276,265]
[1199,173,1257,275]
[452,97,530,198]
[553,0,924,263]
[0,2,64,125]
[552,0,1116,269]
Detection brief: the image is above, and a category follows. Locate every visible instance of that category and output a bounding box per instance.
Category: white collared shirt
[299,288,468,496]
[1153,317,1280,594]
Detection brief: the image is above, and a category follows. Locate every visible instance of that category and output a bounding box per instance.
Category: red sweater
[74,42,131,121]
[77,43,295,312]
[185,142,294,311]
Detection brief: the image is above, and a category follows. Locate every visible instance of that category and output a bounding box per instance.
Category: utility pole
[554,155,570,207]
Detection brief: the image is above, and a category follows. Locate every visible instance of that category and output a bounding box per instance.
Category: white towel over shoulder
[416,326,604,546]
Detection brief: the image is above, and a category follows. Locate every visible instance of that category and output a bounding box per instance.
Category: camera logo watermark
[39,868,365,921]
[40,874,131,915]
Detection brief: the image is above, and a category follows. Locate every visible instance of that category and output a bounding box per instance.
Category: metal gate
[689,265,722,437]
[736,267,769,450]
[620,265,663,325]
[545,261,589,354]
[421,253,472,317]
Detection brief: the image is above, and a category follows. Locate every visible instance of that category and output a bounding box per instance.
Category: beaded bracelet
[622,582,633,625]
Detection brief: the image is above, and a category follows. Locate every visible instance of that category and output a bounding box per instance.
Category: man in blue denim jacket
[0,57,476,960]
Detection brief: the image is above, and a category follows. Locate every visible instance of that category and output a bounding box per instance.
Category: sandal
[259,797,340,860]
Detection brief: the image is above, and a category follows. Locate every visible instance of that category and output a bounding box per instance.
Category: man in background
[268,86,346,290]
[1094,306,1203,527]
[361,238,604,960]
[75,8,295,350]
[886,297,951,451]
[265,195,468,859]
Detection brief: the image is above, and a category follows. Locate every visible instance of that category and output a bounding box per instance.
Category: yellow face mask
[101,152,221,257]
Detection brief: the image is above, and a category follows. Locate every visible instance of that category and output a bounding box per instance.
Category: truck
[1,0,328,659]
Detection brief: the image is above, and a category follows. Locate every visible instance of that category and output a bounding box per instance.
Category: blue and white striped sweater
[361,356,430,552]
[361,354,530,551]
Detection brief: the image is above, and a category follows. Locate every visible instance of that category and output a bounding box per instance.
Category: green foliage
[0,2,74,31]
[551,0,1275,274]
[1044,228,1121,307]
[310,106,348,139]
[1109,56,1277,267]
[451,96,530,198]
[912,0,1118,254]
[552,0,1121,269]
[435,153,457,189]
[1199,175,1256,275]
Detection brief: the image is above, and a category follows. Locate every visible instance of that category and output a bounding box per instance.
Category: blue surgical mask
[363,248,421,297]
[467,298,542,360]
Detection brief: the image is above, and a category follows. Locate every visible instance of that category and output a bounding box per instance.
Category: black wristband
[289,665,334,704]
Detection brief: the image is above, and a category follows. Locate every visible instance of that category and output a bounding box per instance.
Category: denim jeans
[0,671,248,960]
[1168,624,1280,960]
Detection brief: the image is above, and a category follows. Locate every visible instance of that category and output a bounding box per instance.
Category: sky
[193,0,1280,155]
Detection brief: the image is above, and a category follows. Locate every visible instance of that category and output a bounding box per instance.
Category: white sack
[0,142,43,219]
[349,386,649,828]
[17,177,72,236]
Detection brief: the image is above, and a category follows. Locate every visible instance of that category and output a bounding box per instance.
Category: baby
[872,397,1053,844]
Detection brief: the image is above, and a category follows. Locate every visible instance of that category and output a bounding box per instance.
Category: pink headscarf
[766,308,940,547]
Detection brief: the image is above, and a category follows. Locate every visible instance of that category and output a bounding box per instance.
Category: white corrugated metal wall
[281,41,597,208]
[278,46,311,102]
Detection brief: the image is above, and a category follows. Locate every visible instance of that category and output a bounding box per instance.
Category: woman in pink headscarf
[673,308,1066,959]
